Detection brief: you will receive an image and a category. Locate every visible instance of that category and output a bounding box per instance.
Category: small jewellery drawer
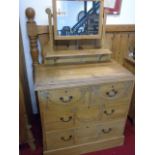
[46,129,75,150]
[76,105,102,124]
[97,120,125,140]
[46,87,85,105]
[101,104,129,121]
[75,125,98,144]
[99,81,133,102]
[44,106,75,131]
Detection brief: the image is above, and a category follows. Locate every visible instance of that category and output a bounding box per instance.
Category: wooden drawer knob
[59,96,73,103]
[102,128,112,134]
[104,109,115,115]
[60,116,72,122]
[61,135,72,141]
[106,89,117,97]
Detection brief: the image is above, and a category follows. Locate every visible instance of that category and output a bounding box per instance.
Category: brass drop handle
[102,128,112,134]
[106,89,117,97]
[59,96,73,103]
[104,109,115,115]
[60,116,72,122]
[61,135,72,141]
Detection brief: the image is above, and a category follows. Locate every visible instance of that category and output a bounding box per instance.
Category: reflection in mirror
[56,0,101,37]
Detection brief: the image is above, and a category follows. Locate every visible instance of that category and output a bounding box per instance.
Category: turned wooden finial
[26,7,39,65]
[26,7,35,21]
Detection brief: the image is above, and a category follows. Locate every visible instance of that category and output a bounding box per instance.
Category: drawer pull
[104,109,115,115]
[102,128,112,134]
[61,135,72,141]
[106,89,117,97]
[60,116,72,122]
[59,96,73,103]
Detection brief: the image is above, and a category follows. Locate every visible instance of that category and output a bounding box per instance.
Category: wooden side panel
[104,33,114,50]
[112,33,121,60]
[19,80,27,144]
[20,23,36,150]
[105,32,134,65]
[119,33,129,64]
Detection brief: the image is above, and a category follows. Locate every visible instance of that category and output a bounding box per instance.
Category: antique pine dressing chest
[26,0,134,155]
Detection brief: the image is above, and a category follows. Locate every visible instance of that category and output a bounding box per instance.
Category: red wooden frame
[104,0,122,15]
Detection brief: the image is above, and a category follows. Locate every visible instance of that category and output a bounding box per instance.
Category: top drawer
[98,81,133,103]
[38,81,133,107]
[39,87,86,106]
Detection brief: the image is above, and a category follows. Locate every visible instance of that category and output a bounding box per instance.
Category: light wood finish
[26,8,39,65]
[24,21,135,65]
[102,104,129,121]
[35,61,134,90]
[106,25,135,32]
[25,7,134,155]
[123,40,135,123]
[45,8,53,45]
[44,119,125,151]
[44,136,124,155]
[36,61,134,155]
[45,48,111,58]
[45,54,111,65]
[44,46,112,64]
[99,81,133,102]
[36,24,135,36]
[76,105,102,124]
[46,129,75,150]
[105,25,135,65]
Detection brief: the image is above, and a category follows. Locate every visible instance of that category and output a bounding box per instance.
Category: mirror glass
[54,0,102,39]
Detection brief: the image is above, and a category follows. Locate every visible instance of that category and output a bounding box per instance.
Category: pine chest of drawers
[35,61,134,155]
[25,5,134,155]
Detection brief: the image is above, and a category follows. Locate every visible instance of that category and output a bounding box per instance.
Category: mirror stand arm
[101,10,107,48]
[46,8,54,49]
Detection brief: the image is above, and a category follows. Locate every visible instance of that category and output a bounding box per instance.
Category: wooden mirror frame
[53,0,104,40]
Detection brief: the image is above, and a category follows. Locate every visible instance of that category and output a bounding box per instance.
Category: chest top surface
[34,61,134,91]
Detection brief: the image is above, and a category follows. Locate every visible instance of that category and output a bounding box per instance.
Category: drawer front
[75,119,125,144]
[44,105,74,122]
[101,104,129,121]
[76,105,102,124]
[44,105,75,131]
[46,129,75,150]
[45,54,111,65]
[75,125,98,144]
[99,81,133,104]
[47,87,86,105]
[97,120,125,140]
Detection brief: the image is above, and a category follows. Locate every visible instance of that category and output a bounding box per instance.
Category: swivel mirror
[53,0,104,40]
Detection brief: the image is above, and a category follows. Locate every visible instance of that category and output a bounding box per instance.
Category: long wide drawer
[44,103,129,131]
[38,80,133,107]
[45,119,125,150]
